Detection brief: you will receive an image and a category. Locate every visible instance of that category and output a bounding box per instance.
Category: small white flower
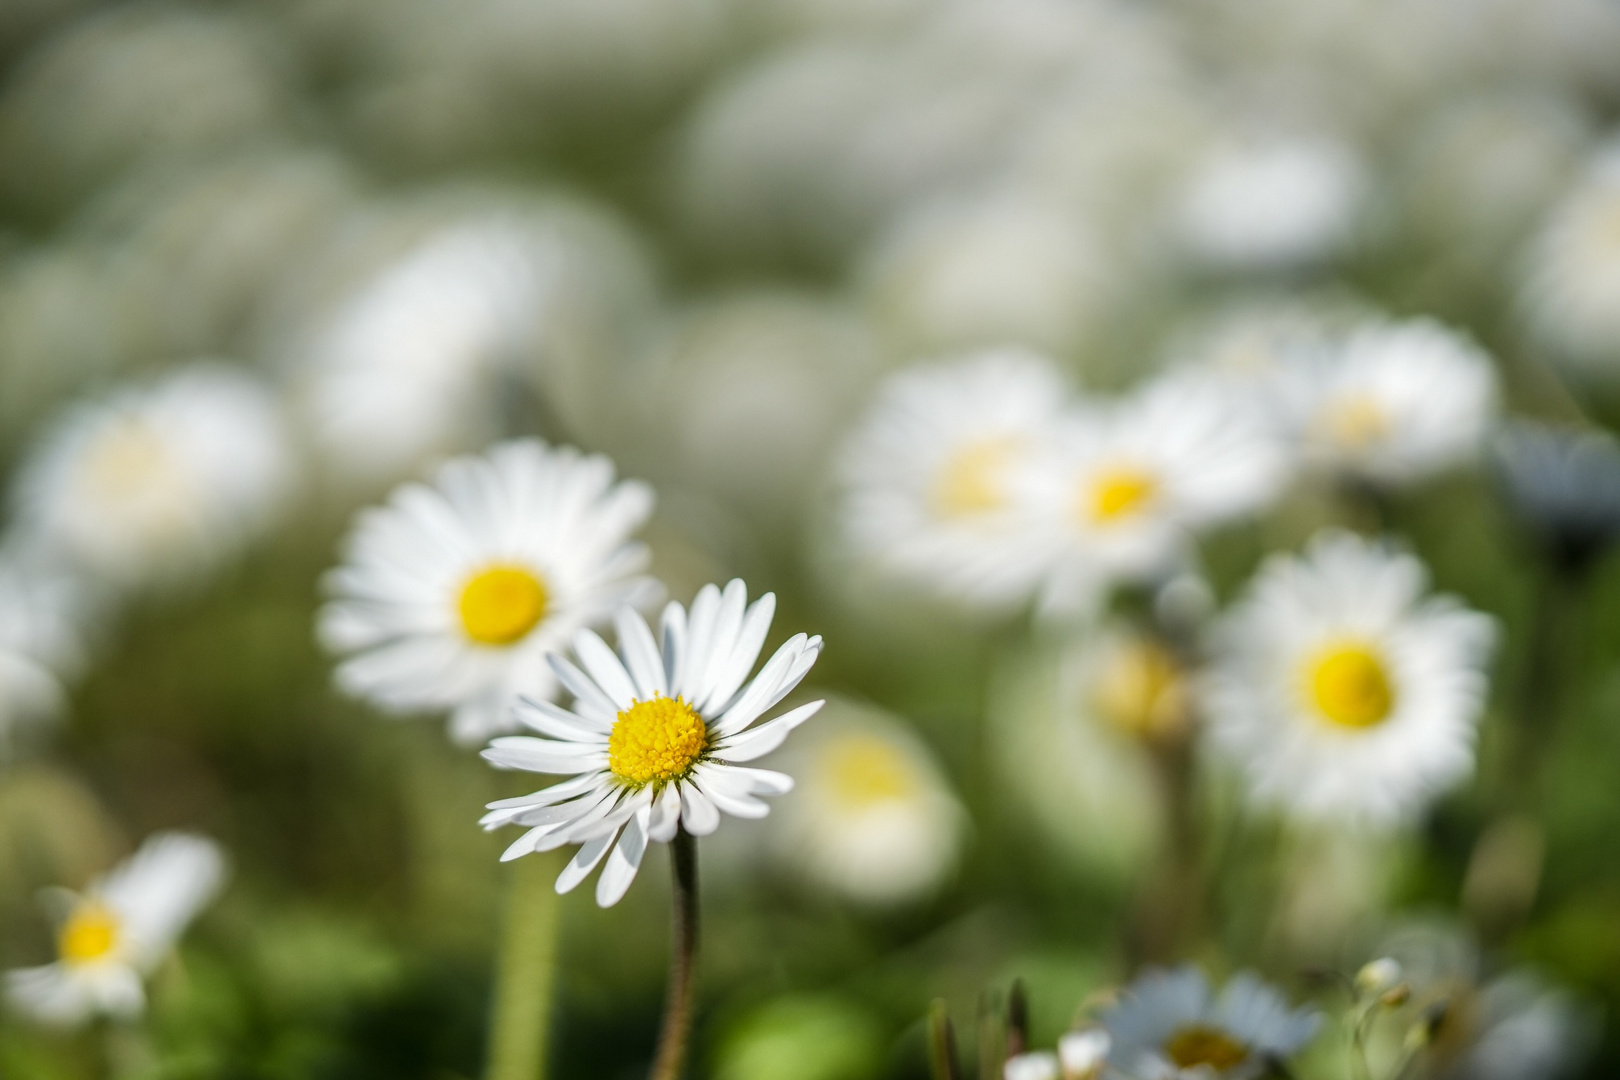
[319,439,656,746]
[11,364,293,590]
[1285,318,1498,486]
[0,549,90,754]
[1520,141,1620,376]
[1004,1051,1060,1080]
[480,579,823,907]
[1025,369,1287,615]
[1058,1028,1110,1080]
[837,349,1067,612]
[772,702,964,906]
[4,833,226,1027]
[1203,530,1495,827]
[1102,966,1319,1080]
[1175,135,1367,272]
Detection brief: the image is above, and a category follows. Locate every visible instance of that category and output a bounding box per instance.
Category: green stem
[649,829,699,1080]
[486,851,565,1080]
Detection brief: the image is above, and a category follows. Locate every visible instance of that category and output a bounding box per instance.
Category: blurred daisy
[1174,135,1367,273]
[319,439,656,745]
[1004,1029,1109,1080]
[11,365,292,591]
[0,549,90,754]
[1026,370,1286,615]
[773,702,964,906]
[837,349,1066,612]
[1102,966,1319,1080]
[1286,318,1498,486]
[4,833,226,1026]
[480,579,823,907]
[1521,142,1620,376]
[1493,420,1620,575]
[1004,1051,1059,1080]
[1204,530,1495,826]
[1071,624,1193,745]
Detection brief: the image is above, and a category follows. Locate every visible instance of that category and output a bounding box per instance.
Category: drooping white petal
[680,783,722,836]
[595,808,651,907]
[647,783,683,843]
[554,833,615,894]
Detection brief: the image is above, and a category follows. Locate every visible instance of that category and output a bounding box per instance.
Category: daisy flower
[1284,318,1498,487]
[837,349,1067,612]
[4,833,226,1027]
[480,579,823,907]
[319,439,656,745]
[10,364,293,590]
[1520,141,1620,376]
[1004,1029,1109,1080]
[0,548,90,755]
[1101,966,1320,1080]
[1203,530,1496,826]
[1024,369,1287,615]
[772,702,964,906]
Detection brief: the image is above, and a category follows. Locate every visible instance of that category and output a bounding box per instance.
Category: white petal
[660,601,688,694]
[704,592,776,715]
[573,628,640,710]
[595,808,650,907]
[714,699,823,762]
[703,763,795,796]
[482,737,605,774]
[615,608,668,700]
[679,784,721,836]
[547,653,622,723]
[512,697,608,741]
[678,584,722,701]
[694,580,749,710]
[501,825,561,862]
[647,783,683,843]
[554,833,615,894]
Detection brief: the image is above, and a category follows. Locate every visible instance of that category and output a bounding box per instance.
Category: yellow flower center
[1164,1025,1248,1072]
[1091,638,1188,740]
[458,565,548,645]
[820,734,918,810]
[1083,465,1158,525]
[608,695,709,786]
[1321,394,1390,450]
[933,438,1021,518]
[81,418,175,499]
[58,903,122,966]
[1308,642,1396,728]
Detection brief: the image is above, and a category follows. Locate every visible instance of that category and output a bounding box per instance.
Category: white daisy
[771,701,964,906]
[1102,966,1320,1080]
[1004,1051,1060,1080]
[479,579,824,907]
[0,548,90,755]
[4,832,226,1027]
[1203,530,1496,827]
[1024,369,1287,615]
[1284,317,1498,487]
[837,349,1067,613]
[1520,141,1620,376]
[1058,1029,1110,1080]
[10,364,293,590]
[319,439,656,746]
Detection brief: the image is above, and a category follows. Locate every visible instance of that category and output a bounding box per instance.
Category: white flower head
[837,348,1067,613]
[1058,1028,1110,1079]
[1175,135,1367,272]
[11,364,293,590]
[0,549,91,755]
[1102,966,1320,1080]
[1025,369,1287,616]
[1520,141,1620,376]
[4,833,226,1027]
[1004,1051,1060,1080]
[319,439,656,746]
[480,579,824,907]
[1203,530,1496,827]
[773,702,964,906]
[1286,318,1498,486]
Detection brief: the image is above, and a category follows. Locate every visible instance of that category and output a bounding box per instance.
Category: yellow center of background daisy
[1164,1025,1248,1071]
[83,419,174,499]
[933,438,1019,518]
[820,734,916,809]
[58,903,121,966]
[1309,642,1395,728]
[609,695,709,786]
[458,565,548,645]
[1086,465,1157,523]
[1092,639,1188,740]
[1322,394,1389,449]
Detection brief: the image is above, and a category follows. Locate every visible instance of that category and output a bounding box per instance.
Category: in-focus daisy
[1203,530,1495,826]
[0,548,90,754]
[1101,966,1320,1080]
[4,833,226,1027]
[1493,420,1620,576]
[1520,141,1620,377]
[837,349,1067,612]
[480,579,823,907]
[1284,318,1498,487]
[1024,369,1286,615]
[772,702,964,906]
[11,364,293,590]
[319,439,656,745]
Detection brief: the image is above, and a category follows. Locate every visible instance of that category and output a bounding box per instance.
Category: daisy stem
[486,851,564,1080]
[649,828,699,1080]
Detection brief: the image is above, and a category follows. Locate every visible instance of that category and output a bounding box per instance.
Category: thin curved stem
[649,828,699,1080]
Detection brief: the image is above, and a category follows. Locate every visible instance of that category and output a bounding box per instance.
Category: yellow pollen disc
[609,695,709,786]
[82,419,174,499]
[1092,639,1188,740]
[1308,642,1396,728]
[820,734,917,809]
[1164,1025,1248,1072]
[1084,465,1158,524]
[458,565,548,645]
[58,903,122,966]
[932,438,1020,518]
[1322,394,1390,449]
